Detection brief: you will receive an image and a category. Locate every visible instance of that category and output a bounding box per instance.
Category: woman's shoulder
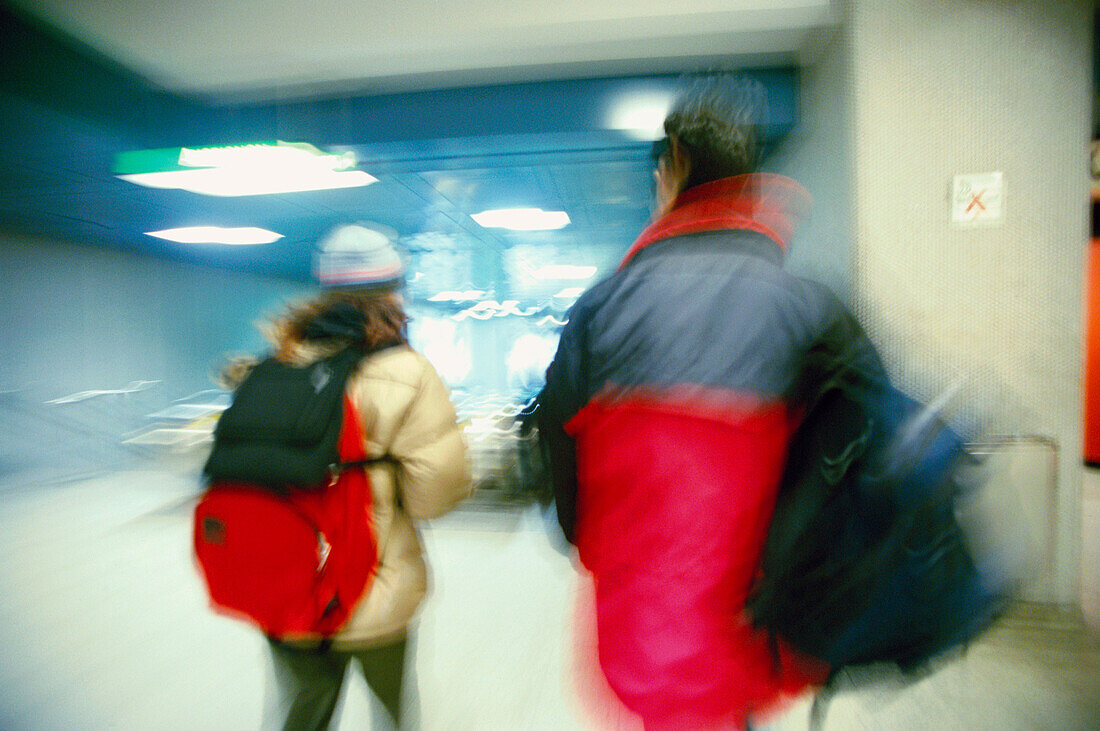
[357,344,436,387]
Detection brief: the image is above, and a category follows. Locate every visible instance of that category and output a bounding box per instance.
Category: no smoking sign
[952,172,1004,226]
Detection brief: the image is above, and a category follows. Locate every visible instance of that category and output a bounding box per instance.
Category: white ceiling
[7,0,835,100]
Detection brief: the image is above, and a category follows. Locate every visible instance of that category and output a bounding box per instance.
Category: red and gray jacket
[539,173,883,727]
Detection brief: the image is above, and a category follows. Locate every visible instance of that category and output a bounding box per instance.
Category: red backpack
[194,350,378,640]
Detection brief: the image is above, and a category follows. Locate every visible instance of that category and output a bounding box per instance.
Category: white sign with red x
[952,172,1004,226]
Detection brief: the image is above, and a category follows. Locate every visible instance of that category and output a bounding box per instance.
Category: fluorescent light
[116,141,377,197]
[120,169,375,197]
[553,287,586,300]
[471,208,570,231]
[450,299,542,321]
[531,264,597,280]
[146,226,283,245]
[176,142,355,170]
[607,91,674,140]
[427,290,487,302]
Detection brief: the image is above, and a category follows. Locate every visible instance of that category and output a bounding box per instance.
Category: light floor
[0,465,1097,730]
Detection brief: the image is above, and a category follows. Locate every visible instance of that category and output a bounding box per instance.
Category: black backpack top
[203,346,365,489]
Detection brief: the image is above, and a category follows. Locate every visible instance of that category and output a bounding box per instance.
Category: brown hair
[267,288,408,361]
[663,73,769,190]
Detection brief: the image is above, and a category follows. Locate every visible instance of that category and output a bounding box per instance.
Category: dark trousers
[265,636,412,730]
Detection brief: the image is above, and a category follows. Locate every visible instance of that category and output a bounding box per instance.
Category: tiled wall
[847,0,1091,604]
[777,0,1092,605]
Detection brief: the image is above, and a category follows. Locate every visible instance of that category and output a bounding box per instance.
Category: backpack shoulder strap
[336,394,367,463]
[329,389,391,478]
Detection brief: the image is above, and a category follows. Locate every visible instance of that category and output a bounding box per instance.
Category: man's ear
[667,137,690,193]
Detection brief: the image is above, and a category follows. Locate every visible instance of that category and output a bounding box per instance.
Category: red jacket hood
[620,173,811,269]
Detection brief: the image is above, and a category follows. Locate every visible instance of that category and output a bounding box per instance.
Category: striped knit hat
[314,223,405,290]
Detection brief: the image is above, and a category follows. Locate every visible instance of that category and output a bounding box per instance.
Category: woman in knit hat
[227,223,471,729]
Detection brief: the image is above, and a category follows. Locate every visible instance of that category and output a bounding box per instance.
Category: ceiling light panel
[146,226,283,245]
[115,141,377,197]
[471,208,570,231]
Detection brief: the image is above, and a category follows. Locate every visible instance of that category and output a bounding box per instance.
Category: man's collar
[619,174,811,269]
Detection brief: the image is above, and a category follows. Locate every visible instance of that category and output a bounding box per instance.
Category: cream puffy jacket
[279,342,471,649]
